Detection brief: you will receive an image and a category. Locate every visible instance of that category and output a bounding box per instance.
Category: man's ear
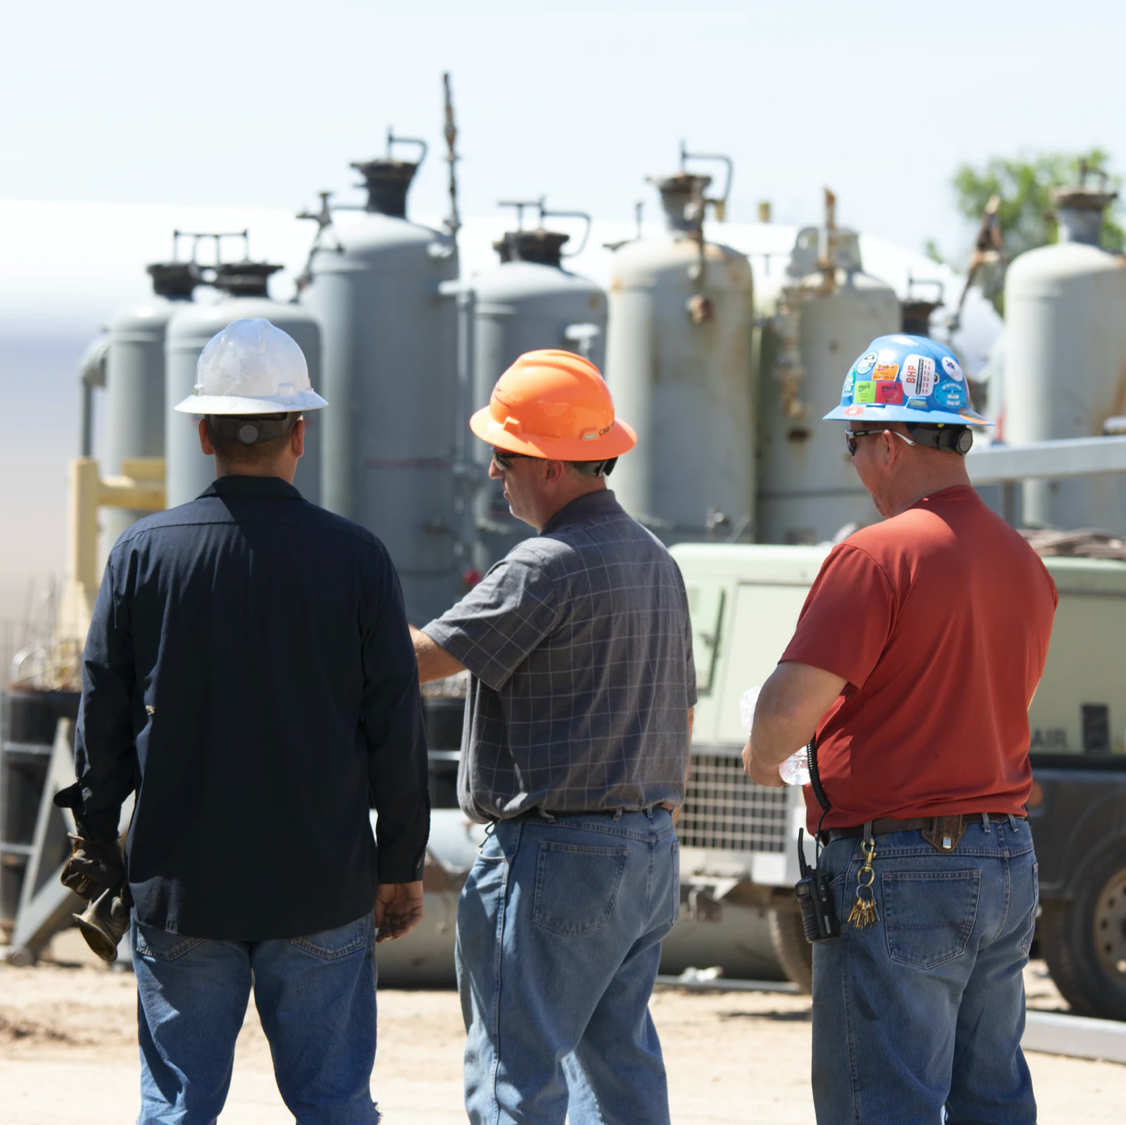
[538,458,562,483]
[199,418,214,456]
[291,417,305,458]
[882,430,905,468]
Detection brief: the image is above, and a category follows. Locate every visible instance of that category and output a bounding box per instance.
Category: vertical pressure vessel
[470,222,606,566]
[1004,181,1126,532]
[98,261,198,561]
[755,222,900,544]
[605,171,755,543]
[165,262,323,508]
[304,156,459,624]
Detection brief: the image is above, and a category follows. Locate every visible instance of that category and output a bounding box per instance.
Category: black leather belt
[534,803,676,819]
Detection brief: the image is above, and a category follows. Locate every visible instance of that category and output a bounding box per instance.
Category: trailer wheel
[769,903,812,994]
[1039,844,1126,1021]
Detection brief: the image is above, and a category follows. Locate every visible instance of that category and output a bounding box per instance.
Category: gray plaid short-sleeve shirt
[423,489,697,824]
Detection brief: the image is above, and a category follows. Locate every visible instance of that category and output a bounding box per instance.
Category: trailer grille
[679,750,789,852]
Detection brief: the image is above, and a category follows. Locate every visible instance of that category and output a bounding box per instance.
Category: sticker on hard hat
[941,356,964,382]
[855,352,878,376]
[844,404,866,417]
[908,397,929,410]
[854,381,876,404]
[934,381,965,409]
[842,368,856,394]
[874,363,899,381]
[901,355,936,398]
[875,381,904,405]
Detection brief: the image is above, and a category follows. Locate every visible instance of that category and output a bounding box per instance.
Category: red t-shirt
[780,486,1058,832]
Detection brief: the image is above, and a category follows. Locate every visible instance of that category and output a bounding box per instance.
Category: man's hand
[60,836,126,902]
[742,661,846,788]
[374,881,424,942]
[742,740,785,787]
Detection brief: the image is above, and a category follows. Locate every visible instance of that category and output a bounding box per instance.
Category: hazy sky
[2,0,1125,624]
[6,0,1126,254]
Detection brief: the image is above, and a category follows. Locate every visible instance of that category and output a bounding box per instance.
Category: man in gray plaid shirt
[412,350,695,1125]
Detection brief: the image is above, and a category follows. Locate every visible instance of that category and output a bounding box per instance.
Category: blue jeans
[131,912,379,1125]
[812,818,1038,1125]
[455,808,679,1125]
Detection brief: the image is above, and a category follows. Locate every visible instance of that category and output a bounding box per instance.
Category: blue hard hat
[824,334,992,427]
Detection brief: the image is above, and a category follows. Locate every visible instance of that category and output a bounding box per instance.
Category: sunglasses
[845,428,917,457]
[491,448,533,471]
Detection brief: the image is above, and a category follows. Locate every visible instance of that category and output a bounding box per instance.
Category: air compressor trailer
[670,536,1126,1018]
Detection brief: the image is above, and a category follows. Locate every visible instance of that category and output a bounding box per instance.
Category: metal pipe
[442,281,481,575]
[79,380,95,458]
[443,72,461,245]
[76,337,108,457]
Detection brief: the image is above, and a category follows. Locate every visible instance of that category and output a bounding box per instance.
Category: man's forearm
[744,662,847,786]
[410,625,467,684]
[750,684,812,770]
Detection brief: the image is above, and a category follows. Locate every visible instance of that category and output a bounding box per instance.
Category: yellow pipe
[60,457,167,644]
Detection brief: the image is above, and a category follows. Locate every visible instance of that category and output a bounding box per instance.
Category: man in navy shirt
[64,319,429,1125]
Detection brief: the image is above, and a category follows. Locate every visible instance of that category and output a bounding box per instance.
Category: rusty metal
[686,293,714,324]
[815,188,839,296]
[948,193,1005,335]
[678,141,733,222]
[443,72,461,244]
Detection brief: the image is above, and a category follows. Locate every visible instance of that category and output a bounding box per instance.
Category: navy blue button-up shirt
[75,475,429,940]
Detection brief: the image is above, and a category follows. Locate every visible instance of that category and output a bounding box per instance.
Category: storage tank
[1004,176,1126,531]
[166,260,323,508]
[755,194,900,544]
[605,149,755,544]
[470,201,607,567]
[99,259,199,561]
[303,140,460,623]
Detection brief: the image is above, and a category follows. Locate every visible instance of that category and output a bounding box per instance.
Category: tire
[1039,843,1126,1021]
[769,902,813,994]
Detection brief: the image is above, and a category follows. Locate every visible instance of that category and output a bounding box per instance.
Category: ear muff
[905,423,973,456]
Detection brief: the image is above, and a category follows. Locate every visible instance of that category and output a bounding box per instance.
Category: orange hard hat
[469,349,637,460]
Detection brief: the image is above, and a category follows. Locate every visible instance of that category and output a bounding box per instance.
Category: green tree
[931,150,1126,313]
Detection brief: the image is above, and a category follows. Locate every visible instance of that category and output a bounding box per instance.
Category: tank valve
[686,294,714,324]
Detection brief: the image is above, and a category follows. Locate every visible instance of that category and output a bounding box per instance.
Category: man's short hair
[205,413,300,467]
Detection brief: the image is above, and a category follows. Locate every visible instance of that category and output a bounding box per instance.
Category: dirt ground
[1,933,1124,1124]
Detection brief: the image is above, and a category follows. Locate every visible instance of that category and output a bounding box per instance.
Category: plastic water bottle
[778,747,811,787]
[738,686,761,732]
[739,686,811,786]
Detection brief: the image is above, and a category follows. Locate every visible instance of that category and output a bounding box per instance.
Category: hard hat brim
[823,404,993,426]
[468,404,638,459]
[174,390,329,415]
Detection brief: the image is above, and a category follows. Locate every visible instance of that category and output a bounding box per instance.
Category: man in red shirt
[743,334,1057,1125]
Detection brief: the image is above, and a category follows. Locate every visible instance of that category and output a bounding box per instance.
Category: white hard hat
[174,318,328,415]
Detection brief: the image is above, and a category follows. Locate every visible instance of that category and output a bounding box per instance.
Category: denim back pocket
[881,870,981,969]
[290,915,370,960]
[532,842,629,937]
[133,921,204,962]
